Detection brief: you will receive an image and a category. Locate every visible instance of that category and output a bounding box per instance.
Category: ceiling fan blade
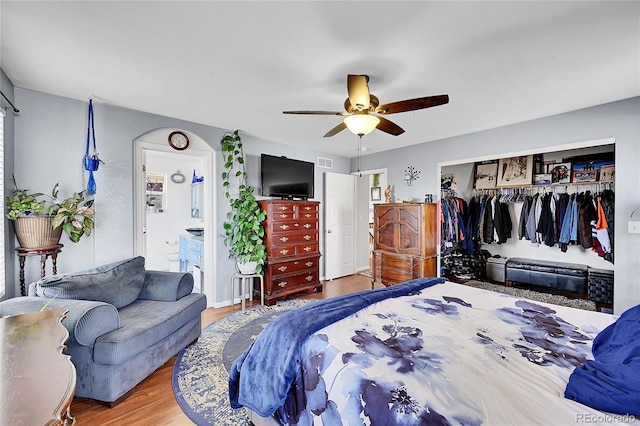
[347,74,370,111]
[323,121,347,137]
[376,116,405,136]
[283,110,345,115]
[375,94,449,115]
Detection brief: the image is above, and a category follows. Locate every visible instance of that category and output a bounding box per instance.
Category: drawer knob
[280,224,290,230]
[280,214,287,219]
[280,206,287,210]
[294,223,299,227]
[278,266,288,272]
[305,275,313,281]
[304,214,311,218]
[305,261,313,267]
[280,236,289,242]
[304,224,311,229]
[279,249,289,255]
[278,281,287,287]
[303,235,311,241]
[304,206,311,210]
[303,246,312,252]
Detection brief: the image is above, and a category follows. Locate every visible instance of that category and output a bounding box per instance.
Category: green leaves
[220,130,266,273]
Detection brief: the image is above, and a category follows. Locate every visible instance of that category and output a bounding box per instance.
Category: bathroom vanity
[179,235,204,292]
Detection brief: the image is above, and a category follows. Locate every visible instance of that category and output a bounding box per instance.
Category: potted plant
[5,180,96,247]
[221,130,267,274]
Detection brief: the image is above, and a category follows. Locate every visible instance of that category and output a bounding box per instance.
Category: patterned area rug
[172,299,316,426]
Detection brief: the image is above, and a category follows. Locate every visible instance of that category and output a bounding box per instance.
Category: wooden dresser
[258,200,322,305]
[373,202,439,286]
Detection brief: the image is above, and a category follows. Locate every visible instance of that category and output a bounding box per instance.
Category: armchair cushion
[139,270,194,302]
[32,256,146,309]
[0,296,119,346]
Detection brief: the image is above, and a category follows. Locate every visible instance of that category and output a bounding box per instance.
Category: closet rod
[0,90,19,113]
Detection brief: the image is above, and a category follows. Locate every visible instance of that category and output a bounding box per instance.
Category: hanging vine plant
[221,130,267,273]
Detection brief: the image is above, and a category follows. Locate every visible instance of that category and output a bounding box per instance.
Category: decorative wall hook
[404,166,421,186]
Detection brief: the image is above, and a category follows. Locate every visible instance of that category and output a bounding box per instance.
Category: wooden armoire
[372,202,439,286]
[258,200,322,305]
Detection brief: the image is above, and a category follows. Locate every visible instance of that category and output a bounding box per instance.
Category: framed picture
[370,186,381,201]
[474,161,498,189]
[497,155,533,187]
[441,173,454,190]
[572,170,599,184]
[564,153,614,174]
[534,174,552,185]
[600,165,615,182]
[547,162,572,184]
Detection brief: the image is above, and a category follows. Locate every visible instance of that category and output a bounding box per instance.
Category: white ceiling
[1,1,639,158]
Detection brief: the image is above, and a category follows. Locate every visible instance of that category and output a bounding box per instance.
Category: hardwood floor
[70,273,377,425]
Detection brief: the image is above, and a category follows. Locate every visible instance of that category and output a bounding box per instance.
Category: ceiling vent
[317,157,333,169]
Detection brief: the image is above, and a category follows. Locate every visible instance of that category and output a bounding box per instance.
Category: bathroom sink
[185,228,204,237]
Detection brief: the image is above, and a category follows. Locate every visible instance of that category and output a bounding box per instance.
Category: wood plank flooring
[70,273,377,425]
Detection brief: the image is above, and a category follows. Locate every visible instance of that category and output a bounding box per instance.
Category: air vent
[317,157,333,169]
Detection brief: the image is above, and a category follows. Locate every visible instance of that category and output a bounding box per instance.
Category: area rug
[172,299,316,426]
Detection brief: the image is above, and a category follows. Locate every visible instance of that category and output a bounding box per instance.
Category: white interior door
[324,172,355,280]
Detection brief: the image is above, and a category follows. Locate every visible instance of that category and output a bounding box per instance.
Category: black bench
[505,257,588,294]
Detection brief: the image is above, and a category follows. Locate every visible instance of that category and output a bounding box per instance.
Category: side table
[0,309,76,425]
[16,244,63,296]
[231,273,264,310]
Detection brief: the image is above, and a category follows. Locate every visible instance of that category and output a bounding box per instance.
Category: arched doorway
[133,128,216,305]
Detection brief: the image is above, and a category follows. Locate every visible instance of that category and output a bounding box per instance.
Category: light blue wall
[1,70,16,299]
[355,97,640,314]
[9,88,351,305]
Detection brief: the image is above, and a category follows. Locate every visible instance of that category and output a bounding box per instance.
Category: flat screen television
[261,154,314,200]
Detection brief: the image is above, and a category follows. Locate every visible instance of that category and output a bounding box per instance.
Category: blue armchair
[0,256,207,405]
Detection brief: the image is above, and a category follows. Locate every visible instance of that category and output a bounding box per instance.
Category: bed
[229,278,639,425]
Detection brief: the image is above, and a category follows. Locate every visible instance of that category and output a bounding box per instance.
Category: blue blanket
[228,277,445,417]
[565,304,640,415]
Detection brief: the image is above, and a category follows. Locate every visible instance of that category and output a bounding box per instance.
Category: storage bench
[587,268,614,310]
[505,257,588,294]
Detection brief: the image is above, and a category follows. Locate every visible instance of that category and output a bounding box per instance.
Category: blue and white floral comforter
[236,281,622,425]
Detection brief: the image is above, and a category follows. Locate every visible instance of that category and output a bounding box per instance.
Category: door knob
[327,229,332,233]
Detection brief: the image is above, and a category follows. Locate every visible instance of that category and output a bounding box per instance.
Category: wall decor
[563,153,613,173]
[572,170,599,184]
[600,164,615,182]
[371,187,381,201]
[441,173,454,190]
[474,161,498,189]
[547,162,571,184]
[497,155,533,187]
[534,174,552,185]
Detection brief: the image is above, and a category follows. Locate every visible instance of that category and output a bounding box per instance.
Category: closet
[440,145,615,281]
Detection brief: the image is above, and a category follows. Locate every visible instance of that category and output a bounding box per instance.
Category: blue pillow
[34,256,146,309]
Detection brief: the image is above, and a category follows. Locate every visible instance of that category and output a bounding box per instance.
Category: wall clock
[168,131,189,150]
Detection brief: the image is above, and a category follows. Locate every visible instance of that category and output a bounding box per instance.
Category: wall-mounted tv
[261,154,314,200]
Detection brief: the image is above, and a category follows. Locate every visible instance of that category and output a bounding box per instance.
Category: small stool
[231,273,264,310]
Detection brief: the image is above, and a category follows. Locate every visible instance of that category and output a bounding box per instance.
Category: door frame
[352,168,387,273]
[133,131,216,304]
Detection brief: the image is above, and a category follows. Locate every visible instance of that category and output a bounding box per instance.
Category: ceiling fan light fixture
[344,114,380,136]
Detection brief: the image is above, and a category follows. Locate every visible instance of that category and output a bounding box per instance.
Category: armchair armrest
[139,271,194,302]
[0,297,119,347]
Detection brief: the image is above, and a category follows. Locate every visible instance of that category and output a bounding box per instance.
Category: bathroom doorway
[133,130,215,304]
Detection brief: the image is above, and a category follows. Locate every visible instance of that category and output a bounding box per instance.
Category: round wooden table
[15,244,63,296]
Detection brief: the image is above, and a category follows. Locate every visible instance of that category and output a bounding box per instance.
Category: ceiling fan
[283,74,449,138]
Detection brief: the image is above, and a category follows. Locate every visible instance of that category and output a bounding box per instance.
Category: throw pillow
[34,256,146,309]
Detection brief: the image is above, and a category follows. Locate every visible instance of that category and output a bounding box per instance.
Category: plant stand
[15,244,63,296]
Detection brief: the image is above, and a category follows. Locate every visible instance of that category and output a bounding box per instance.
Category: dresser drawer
[271,242,319,258]
[269,219,317,233]
[269,269,319,291]
[270,256,319,275]
[271,231,318,245]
